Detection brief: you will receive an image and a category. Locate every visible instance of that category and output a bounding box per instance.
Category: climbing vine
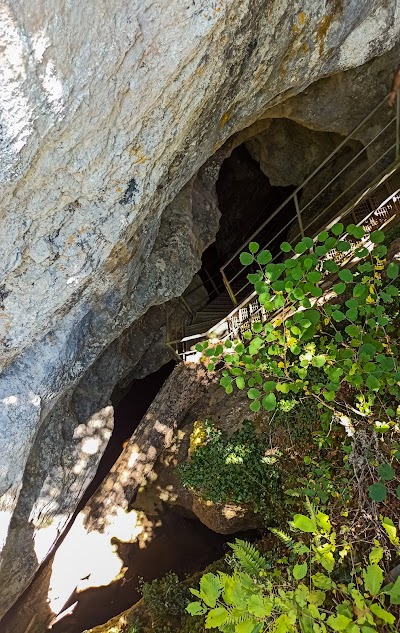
[196,223,400,427]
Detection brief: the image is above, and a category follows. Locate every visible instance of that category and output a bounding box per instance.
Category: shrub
[179,419,280,517]
[186,504,400,632]
[141,572,190,620]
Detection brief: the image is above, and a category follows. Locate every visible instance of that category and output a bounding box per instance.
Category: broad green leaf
[293,288,305,300]
[316,512,331,533]
[332,310,345,322]
[346,307,358,321]
[240,252,254,266]
[223,576,247,609]
[363,564,383,596]
[353,226,366,239]
[333,283,346,295]
[369,603,395,624]
[312,573,335,590]
[338,269,353,282]
[381,517,399,546]
[304,309,320,324]
[236,376,245,390]
[359,343,376,359]
[252,322,262,333]
[323,260,339,273]
[317,549,335,573]
[263,380,276,392]
[307,271,322,283]
[318,231,329,242]
[383,575,400,605]
[200,573,223,607]
[293,562,308,579]
[205,606,229,628]
[326,614,352,631]
[368,483,386,502]
[250,400,261,412]
[369,545,383,564]
[248,388,261,400]
[331,223,344,236]
[275,614,295,633]
[337,240,351,252]
[293,514,316,533]
[354,284,367,298]
[249,242,259,253]
[355,246,369,257]
[257,250,272,265]
[378,462,395,481]
[248,272,263,283]
[186,601,206,615]
[262,392,277,411]
[295,241,307,254]
[280,242,291,252]
[220,376,232,388]
[248,594,272,617]
[366,375,380,391]
[370,230,385,244]
[313,355,326,368]
[387,262,399,279]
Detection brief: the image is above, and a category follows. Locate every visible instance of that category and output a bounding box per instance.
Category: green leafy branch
[197,224,400,424]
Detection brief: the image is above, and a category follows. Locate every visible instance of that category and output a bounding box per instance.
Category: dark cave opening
[76,361,176,513]
[199,144,295,298]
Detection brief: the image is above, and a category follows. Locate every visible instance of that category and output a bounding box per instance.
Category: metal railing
[220,91,400,306]
[167,90,400,360]
[174,163,400,360]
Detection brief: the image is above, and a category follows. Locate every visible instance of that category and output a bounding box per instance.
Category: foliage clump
[197,223,400,430]
[179,419,280,516]
[187,504,400,632]
[141,572,190,620]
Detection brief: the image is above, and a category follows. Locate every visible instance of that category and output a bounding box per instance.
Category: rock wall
[1,0,400,619]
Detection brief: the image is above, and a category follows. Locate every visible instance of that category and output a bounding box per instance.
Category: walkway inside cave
[184,144,294,335]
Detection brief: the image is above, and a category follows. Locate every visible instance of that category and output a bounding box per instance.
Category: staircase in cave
[184,282,248,337]
[167,91,400,360]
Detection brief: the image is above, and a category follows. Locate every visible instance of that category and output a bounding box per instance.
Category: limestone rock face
[1,0,400,619]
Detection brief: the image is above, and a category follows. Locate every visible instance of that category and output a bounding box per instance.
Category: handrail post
[396,88,400,160]
[294,192,304,237]
[221,268,238,306]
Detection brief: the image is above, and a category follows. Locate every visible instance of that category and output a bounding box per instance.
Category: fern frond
[305,496,316,524]
[224,612,253,626]
[229,539,269,575]
[269,527,295,550]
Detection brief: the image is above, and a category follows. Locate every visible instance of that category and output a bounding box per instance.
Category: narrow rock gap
[75,361,177,514]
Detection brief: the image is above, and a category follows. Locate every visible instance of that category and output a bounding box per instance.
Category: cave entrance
[201,144,294,298]
[184,144,295,335]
